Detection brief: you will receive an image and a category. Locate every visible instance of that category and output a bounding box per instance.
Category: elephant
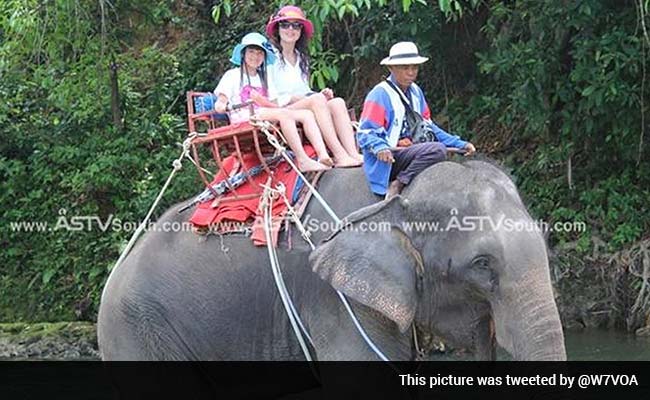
[97,160,566,361]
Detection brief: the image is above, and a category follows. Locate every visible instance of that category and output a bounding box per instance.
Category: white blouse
[268,50,312,106]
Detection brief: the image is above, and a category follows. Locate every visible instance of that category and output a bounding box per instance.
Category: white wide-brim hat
[380,41,429,65]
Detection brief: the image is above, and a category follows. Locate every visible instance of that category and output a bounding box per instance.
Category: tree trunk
[110,61,123,131]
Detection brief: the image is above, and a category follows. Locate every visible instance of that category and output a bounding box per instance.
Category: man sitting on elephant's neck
[357,41,476,199]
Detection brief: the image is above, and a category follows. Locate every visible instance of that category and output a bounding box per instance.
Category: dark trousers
[390,142,447,185]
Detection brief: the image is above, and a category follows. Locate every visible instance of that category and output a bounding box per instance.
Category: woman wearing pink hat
[266,5,363,168]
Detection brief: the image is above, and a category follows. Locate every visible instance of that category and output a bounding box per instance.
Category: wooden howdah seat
[185,91,310,207]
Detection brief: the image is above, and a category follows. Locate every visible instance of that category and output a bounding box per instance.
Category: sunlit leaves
[438,0,477,20]
[211,0,232,24]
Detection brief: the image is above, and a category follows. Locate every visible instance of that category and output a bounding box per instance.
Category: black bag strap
[385,79,417,115]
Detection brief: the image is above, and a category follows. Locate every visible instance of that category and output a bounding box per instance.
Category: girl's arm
[214,69,237,112]
[213,93,229,113]
[250,90,279,108]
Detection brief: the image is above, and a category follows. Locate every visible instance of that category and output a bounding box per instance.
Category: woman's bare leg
[288,94,360,167]
[328,97,364,163]
[256,109,330,172]
[291,109,333,166]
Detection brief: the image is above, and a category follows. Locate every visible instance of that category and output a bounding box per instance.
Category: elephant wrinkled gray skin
[98,160,566,361]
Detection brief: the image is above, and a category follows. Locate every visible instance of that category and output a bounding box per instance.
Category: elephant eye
[470,255,498,294]
[472,256,490,269]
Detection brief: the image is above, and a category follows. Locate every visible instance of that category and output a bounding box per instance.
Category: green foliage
[209,0,453,90]
[0,0,199,321]
[1,0,648,324]
[438,0,480,19]
[0,0,460,322]
[454,0,650,253]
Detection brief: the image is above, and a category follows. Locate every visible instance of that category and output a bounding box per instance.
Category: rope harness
[108,118,423,363]
[252,120,395,362]
[260,181,314,361]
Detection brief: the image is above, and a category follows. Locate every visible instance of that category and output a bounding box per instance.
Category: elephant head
[309,161,566,361]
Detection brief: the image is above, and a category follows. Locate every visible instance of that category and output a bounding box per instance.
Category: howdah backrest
[186,91,230,134]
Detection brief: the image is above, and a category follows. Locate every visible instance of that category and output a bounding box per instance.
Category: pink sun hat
[265,5,314,39]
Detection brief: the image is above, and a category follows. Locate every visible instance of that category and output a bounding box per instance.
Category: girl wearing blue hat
[214,32,332,172]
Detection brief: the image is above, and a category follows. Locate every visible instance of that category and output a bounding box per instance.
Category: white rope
[182,131,215,177]
[335,291,391,362]
[260,183,315,347]
[275,182,314,248]
[261,183,313,361]
[110,134,196,274]
[252,120,341,223]
[184,152,215,177]
[276,185,391,362]
[413,324,425,360]
[253,121,393,362]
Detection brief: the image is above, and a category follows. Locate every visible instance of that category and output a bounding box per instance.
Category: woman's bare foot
[352,153,364,163]
[318,157,334,167]
[334,154,363,168]
[298,157,331,172]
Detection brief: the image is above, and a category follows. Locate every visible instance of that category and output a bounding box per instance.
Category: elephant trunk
[493,262,567,361]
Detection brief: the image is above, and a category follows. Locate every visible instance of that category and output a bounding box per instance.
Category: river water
[564,329,650,361]
[490,329,650,361]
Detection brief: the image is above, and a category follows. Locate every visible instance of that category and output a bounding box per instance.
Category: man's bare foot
[353,153,364,163]
[334,154,363,168]
[298,158,331,172]
[385,180,405,199]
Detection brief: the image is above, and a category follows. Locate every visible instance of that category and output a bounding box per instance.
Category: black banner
[1,362,649,399]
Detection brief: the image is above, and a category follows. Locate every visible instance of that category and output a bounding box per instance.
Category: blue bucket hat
[230,32,276,67]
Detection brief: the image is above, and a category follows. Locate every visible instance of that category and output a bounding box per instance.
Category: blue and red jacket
[357,74,467,195]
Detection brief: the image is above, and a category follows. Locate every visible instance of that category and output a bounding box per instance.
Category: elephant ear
[309,197,424,333]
